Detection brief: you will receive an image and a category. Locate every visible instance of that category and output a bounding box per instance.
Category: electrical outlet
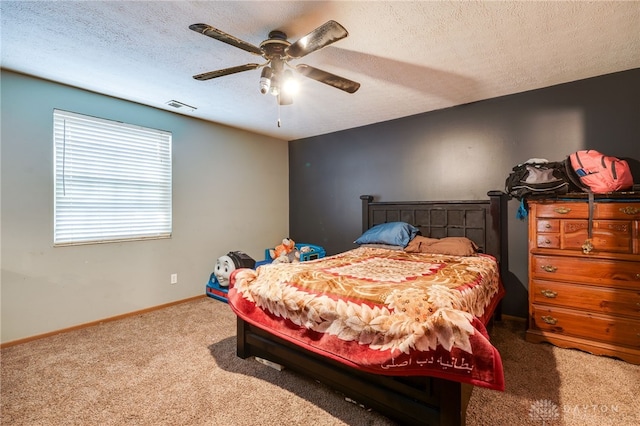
[170,273,178,284]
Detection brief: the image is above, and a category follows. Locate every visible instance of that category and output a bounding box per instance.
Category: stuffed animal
[273,246,300,264]
[269,238,296,263]
[299,246,312,255]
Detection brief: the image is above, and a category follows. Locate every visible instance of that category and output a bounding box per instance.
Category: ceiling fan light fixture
[281,69,298,97]
[259,67,273,95]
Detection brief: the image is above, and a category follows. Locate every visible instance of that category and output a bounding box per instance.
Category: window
[53,109,172,245]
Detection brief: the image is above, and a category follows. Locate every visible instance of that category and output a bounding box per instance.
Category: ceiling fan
[189,20,360,105]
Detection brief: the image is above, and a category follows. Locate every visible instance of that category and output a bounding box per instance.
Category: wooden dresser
[526,195,640,364]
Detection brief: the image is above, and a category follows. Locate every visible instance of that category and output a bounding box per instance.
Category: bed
[227,191,508,425]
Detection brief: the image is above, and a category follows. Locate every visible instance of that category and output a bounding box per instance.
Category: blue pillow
[354,222,419,247]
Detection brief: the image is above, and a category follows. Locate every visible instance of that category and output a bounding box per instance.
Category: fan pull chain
[277,101,281,127]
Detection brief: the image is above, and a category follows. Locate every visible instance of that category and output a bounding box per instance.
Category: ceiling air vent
[165,100,197,112]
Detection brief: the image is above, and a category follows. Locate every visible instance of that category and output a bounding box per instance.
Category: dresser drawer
[534,203,589,218]
[560,219,635,254]
[531,279,640,318]
[531,305,640,348]
[531,255,640,290]
[596,203,640,220]
[537,219,560,232]
[536,233,560,248]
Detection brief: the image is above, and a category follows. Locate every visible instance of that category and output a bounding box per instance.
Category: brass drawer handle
[545,239,551,244]
[541,265,558,273]
[545,223,552,228]
[541,289,557,298]
[554,207,571,214]
[619,206,639,215]
[541,315,558,325]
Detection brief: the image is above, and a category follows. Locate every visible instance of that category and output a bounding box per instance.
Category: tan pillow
[404,236,438,252]
[405,236,478,256]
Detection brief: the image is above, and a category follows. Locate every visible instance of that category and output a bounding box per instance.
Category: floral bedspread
[227,247,505,390]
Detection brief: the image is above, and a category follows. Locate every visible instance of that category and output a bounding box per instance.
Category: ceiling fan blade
[286,20,348,59]
[189,23,263,56]
[193,64,260,81]
[295,64,360,94]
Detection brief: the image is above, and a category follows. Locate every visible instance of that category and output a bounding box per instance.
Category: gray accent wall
[289,68,640,318]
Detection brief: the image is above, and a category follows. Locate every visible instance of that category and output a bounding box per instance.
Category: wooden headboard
[360,191,509,272]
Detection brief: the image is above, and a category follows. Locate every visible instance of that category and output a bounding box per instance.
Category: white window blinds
[53,109,172,245]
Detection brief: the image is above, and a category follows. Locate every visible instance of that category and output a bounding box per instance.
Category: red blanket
[228,247,505,390]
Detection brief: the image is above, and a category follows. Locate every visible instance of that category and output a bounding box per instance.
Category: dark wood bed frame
[236,191,509,425]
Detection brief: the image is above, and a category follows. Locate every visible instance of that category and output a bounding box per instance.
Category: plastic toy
[206,251,255,302]
[205,273,228,303]
[214,251,255,287]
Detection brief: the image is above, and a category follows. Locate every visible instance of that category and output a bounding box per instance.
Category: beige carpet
[1,297,638,425]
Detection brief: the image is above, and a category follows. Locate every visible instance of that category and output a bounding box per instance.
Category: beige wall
[0,70,289,343]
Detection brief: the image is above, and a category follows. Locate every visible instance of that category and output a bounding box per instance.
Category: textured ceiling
[2,1,639,141]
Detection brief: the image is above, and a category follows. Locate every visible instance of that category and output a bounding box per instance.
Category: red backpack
[566,150,634,193]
